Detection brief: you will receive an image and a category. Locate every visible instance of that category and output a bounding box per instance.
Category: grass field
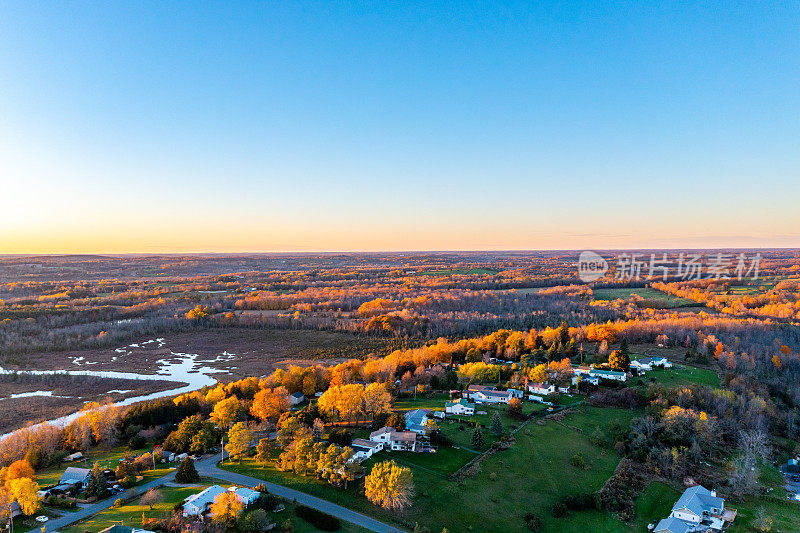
[633,365,721,389]
[222,405,640,532]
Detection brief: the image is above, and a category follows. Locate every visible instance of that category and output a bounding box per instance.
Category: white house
[630,359,653,372]
[183,485,260,517]
[507,388,525,399]
[589,369,627,382]
[404,409,429,434]
[655,485,735,533]
[472,388,512,404]
[651,356,672,368]
[290,392,305,405]
[445,398,475,415]
[528,383,556,396]
[369,426,419,452]
[350,439,383,462]
[183,485,228,516]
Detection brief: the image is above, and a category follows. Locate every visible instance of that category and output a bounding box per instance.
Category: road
[195,458,405,533]
[32,455,404,533]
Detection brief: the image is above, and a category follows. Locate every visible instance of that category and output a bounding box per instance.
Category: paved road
[195,458,405,533]
[35,470,176,533]
[32,455,404,533]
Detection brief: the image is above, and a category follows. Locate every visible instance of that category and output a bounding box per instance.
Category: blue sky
[1,2,798,252]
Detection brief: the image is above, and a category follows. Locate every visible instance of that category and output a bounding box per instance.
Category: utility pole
[220,436,225,463]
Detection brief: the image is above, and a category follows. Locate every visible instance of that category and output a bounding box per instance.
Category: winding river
[0,346,226,439]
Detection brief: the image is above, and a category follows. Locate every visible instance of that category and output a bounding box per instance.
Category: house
[465,384,492,399]
[507,388,525,399]
[445,398,475,415]
[64,452,84,462]
[175,452,189,462]
[369,426,419,452]
[433,410,446,419]
[59,467,92,488]
[404,409,429,434]
[472,388,512,404]
[183,485,228,516]
[350,439,383,462]
[630,358,653,372]
[651,356,672,368]
[655,485,735,533]
[528,383,556,396]
[589,369,627,382]
[290,392,305,406]
[183,485,260,516]
[573,365,593,376]
[229,486,261,507]
[654,516,697,533]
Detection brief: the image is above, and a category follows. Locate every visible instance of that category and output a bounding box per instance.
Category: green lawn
[631,481,681,530]
[37,445,159,486]
[222,405,638,532]
[730,498,800,532]
[393,393,451,411]
[60,484,205,533]
[634,365,721,389]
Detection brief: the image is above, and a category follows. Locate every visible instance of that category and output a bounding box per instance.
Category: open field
[222,405,639,532]
[632,365,721,389]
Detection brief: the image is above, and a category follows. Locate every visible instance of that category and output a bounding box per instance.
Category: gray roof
[404,409,428,426]
[672,485,724,517]
[60,467,91,484]
[185,485,227,510]
[290,392,305,399]
[654,517,694,533]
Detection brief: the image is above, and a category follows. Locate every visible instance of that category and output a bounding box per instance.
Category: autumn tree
[363,383,393,419]
[364,460,414,510]
[6,477,40,515]
[507,398,523,420]
[210,491,243,523]
[211,396,245,429]
[608,350,630,372]
[250,387,290,422]
[227,422,253,463]
[4,460,34,482]
[255,438,276,464]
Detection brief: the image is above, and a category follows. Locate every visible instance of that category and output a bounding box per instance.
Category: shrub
[551,501,567,518]
[294,505,341,531]
[564,492,601,511]
[327,429,353,447]
[570,453,585,468]
[128,435,147,449]
[114,498,125,507]
[121,476,136,488]
[175,457,200,483]
[523,512,541,532]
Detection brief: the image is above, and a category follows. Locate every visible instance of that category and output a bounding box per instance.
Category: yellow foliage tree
[364,460,414,510]
[6,477,40,515]
[210,491,243,522]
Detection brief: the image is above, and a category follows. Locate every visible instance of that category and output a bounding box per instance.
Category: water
[0,347,226,439]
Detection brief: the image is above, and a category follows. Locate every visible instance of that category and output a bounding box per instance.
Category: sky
[1,1,798,253]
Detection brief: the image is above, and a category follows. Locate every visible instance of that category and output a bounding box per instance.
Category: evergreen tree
[85,473,110,499]
[175,456,199,483]
[490,412,504,436]
[620,338,629,357]
[470,427,485,449]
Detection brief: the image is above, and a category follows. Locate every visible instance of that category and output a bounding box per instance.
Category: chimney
[710,490,716,497]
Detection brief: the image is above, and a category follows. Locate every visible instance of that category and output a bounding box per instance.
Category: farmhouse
[654,485,735,532]
[59,467,92,489]
[369,426,419,452]
[404,408,430,434]
[630,358,653,372]
[445,398,475,415]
